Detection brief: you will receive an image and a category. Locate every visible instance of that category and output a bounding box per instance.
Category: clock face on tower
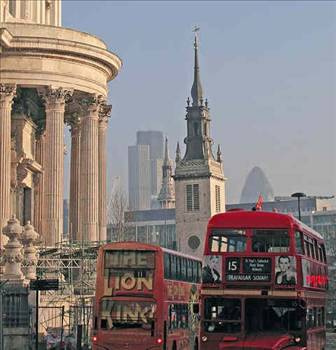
[188,235,201,250]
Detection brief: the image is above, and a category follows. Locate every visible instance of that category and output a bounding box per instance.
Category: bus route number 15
[227,258,240,272]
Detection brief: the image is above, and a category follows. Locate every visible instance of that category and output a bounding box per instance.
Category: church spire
[158,138,175,209]
[175,142,181,163]
[191,28,203,107]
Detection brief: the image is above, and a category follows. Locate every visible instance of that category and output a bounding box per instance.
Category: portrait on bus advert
[275,256,297,286]
[202,255,222,283]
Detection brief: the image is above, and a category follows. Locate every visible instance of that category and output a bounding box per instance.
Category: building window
[193,184,200,210]
[188,235,201,250]
[186,184,200,211]
[186,185,193,211]
[215,185,221,212]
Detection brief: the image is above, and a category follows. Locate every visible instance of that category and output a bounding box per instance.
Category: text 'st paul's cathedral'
[175,32,226,258]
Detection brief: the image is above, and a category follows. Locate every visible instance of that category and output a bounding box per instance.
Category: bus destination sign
[226,257,271,282]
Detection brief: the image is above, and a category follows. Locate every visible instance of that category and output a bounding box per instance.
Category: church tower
[174,32,226,257]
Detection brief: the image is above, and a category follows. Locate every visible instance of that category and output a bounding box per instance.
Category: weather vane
[193,25,200,32]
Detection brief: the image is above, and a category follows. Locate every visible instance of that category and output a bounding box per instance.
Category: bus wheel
[194,338,199,350]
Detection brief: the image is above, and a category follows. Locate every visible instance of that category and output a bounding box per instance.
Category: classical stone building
[0,0,122,249]
[174,34,226,258]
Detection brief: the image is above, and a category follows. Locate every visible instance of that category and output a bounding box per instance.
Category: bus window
[169,304,189,330]
[321,244,327,263]
[187,259,193,282]
[204,298,241,333]
[176,256,181,280]
[252,229,289,253]
[295,231,304,254]
[100,299,156,330]
[304,235,310,257]
[181,258,187,280]
[313,240,318,260]
[197,261,202,282]
[171,255,177,279]
[164,253,171,279]
[309,241,315,259]
[317,308,323,327]
[210,229,246,253]
[192,260,199,283]
[245,299,302,333]
[307,308,314,328]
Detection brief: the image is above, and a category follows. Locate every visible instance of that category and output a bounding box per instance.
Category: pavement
[326,332,336,350]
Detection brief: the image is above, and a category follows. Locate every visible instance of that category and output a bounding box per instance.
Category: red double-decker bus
[200,210,328,350]
[92,242,201,350]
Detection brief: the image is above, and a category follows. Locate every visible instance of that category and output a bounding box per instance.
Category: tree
[107,186,127,242]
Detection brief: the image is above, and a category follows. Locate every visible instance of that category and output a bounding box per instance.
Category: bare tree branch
[107,186,127,242]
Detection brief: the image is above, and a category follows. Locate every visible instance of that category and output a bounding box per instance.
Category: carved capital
[80,94,105,114]
[39,86,73,108]
[0,84,16,106]
[99,103,112,126]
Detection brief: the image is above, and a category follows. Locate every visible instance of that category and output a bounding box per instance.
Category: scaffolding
[36,240,102,347]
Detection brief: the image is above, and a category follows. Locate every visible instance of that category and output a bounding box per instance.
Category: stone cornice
[0,23,122,81]
[173,173,226,182]
[174,157,225,181]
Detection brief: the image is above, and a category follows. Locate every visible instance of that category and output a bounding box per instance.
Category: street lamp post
[291,192,307,221]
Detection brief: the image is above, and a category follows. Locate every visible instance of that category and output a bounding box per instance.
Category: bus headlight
[201,336,208,342]
[294,336,301,343]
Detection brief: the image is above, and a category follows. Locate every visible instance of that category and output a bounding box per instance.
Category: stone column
[0,84,16,250]
[80,95,103,242]
[33,132,45,235]
[2,216,24,282]
[40,87,73,246]
[21,221,39,280]
[69,115,81,242]
[98,104,112,242]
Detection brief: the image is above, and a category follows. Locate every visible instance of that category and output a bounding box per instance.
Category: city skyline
[62,1,336,203]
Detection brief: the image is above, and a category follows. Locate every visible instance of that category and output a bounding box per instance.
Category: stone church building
[174,34,226,258]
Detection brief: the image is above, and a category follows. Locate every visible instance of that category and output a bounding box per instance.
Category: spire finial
[164,137,169,163]
[191,26,203,107]
[217,144,222,163]
[176,141,181,163]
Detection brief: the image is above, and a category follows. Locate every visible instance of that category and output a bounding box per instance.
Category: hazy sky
[62,1,336,203]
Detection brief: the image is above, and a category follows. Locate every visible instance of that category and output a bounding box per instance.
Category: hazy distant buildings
[128,144,151,210]
[128,131,164,210]
[137,131,164,198]
[115,138,176,248]
[240,166,274,203]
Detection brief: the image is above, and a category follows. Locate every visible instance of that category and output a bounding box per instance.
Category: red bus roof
[100,241,201,261]
[101,241,162,252]
[208,210,323,240]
